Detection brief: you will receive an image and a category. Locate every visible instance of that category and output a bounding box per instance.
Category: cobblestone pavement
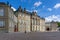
[0,32,60,40]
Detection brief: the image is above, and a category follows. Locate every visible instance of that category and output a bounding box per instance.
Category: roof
[0,2,14,11]
[0,2,6,5]
[40,17,45,20]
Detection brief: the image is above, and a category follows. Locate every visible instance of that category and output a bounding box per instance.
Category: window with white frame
[0,21,5,27]
[0,8,4,16]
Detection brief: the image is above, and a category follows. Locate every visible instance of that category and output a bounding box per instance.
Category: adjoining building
[15,6,31,32]
[45,22,51,31]
[50,22,58,31]
[0,2,17,33]
[30,12,45,32]
[40,18,45,32]
[36,16,40,32]
[30,12,40,32]
[45,21,58,32]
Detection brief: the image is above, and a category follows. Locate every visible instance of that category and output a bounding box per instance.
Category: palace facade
[0,2,45,33]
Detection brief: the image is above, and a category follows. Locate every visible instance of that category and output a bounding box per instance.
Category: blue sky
[0,0,60,22]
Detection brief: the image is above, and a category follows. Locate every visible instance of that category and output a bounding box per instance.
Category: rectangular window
[0,7,4,16]
[20,20,24,25]
[0,21,5,27]
[33,19,35,25]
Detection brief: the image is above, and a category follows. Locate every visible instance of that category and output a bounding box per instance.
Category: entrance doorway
[14,25,18,32]
[46,27,50,31]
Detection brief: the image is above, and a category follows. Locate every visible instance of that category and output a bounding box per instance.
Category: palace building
[0,2,46,33]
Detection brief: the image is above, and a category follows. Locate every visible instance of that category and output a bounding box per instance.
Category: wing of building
[0,2,17,32]
[45,21,58,32]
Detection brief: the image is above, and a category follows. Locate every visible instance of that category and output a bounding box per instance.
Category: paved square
[0,32,60,40]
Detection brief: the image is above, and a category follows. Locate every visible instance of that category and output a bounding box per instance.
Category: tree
[57,22,60,27]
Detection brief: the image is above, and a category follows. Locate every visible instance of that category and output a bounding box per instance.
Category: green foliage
[57,22,60,27]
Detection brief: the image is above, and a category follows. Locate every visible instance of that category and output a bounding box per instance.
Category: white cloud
[33,10,38,12]
[45,15,60,22]
[26,10,32,12]
[11,7,16,11]
[34,1,42,7]
[47,8,52,11]
[54,3,60,9]
[26,10,38,13]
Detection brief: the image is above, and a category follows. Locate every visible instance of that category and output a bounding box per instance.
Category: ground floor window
[0,21,5,27]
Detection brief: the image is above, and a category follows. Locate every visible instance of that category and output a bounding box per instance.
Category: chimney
[24,8,26,13]
[6,1,11,8]
[10,4,11,8]
[19,6,22,12]
[6,1,9,5]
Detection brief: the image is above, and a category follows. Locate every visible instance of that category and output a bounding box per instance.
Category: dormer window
[32,11,37,15]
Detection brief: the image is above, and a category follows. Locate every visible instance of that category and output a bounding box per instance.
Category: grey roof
[0,2,6,5]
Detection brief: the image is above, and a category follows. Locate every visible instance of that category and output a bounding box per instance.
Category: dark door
[14,25,18,32]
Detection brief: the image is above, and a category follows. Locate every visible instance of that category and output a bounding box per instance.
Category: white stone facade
[8,8,17,32]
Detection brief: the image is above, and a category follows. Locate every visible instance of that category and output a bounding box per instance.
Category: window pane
[0,21,5,27]
[0,8,4,16]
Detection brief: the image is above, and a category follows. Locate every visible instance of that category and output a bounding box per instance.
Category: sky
[0,0,60,22]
